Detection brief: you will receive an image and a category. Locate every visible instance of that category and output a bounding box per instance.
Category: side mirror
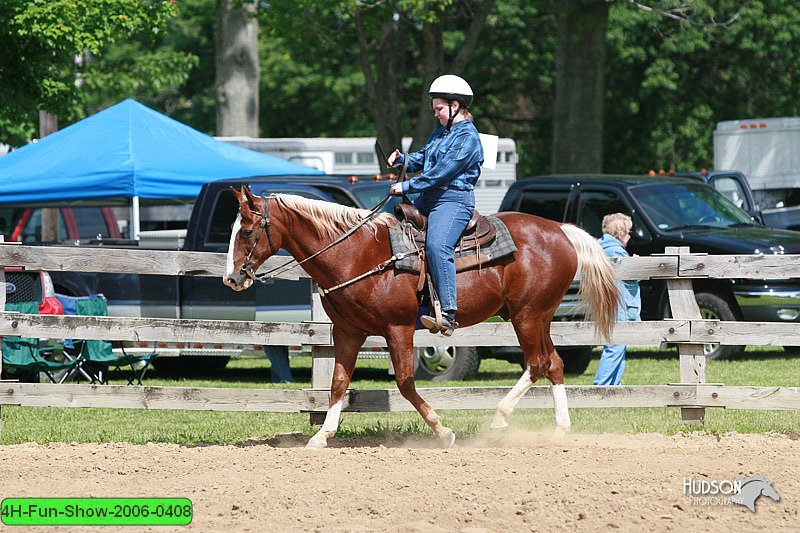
[629,225,652,245]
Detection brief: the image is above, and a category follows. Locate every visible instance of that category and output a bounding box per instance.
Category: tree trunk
[551,0,609,173]
[216,0,260,136]
[356,14,404,172]
[411,23,444,151]
[39,111,60,241]
[411,0,496,151]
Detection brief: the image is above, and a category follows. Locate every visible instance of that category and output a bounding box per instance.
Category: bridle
[236,191,395,285]
[239,194,275,279]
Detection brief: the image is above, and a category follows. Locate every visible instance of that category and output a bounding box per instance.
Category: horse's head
[223,185,280,291]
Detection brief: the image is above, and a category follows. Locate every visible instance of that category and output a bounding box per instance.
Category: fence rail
[1,244,800,422]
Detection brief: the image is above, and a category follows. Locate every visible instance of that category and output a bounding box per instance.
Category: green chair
[2,301,85,383]
[62,296,158,385]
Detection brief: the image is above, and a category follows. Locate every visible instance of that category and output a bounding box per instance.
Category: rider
[388,74,484,336]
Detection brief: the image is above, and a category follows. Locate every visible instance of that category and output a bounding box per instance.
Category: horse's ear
[230,186,244,204]
[242,184,259,209]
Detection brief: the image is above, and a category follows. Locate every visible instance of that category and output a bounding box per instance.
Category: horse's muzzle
[223,273,252,291]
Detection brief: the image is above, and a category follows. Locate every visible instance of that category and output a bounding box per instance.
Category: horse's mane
[272,194,396,240]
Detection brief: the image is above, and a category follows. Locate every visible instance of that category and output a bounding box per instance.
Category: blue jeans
[593,303,640,385]
[264,345,293,383]
[414,188,475,312]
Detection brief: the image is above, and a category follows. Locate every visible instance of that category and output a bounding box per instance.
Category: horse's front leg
[386,326,455,448]
[306,325,366,449]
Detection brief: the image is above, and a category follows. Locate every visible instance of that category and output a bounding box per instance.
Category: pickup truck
[6,177,399,370]
[671,169,800,231]
[10,175,520,379]
[498,174,800,359]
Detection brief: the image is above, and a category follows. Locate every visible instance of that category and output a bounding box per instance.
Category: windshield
[351,183,414,213]
[630,182,755,231]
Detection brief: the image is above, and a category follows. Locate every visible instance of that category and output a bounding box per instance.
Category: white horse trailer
[714,117,800,209]
[216,136,518,214]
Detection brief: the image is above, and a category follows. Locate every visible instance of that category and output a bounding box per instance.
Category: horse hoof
[552,426,570,441]
[305,438,327,450]
[437,429,456,448]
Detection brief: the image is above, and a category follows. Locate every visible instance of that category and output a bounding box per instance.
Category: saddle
[394,203,497,254]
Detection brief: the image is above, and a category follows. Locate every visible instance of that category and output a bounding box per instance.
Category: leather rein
[238,191,412,291]
[238,152,412,291]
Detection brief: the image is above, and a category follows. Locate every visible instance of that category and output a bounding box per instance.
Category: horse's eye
[241,228,254,238]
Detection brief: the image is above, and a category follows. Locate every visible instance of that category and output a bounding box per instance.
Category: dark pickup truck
[12,176,404,371]
[498,174,800,359]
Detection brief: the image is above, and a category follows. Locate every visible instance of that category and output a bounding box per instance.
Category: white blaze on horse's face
[223,213,253,291]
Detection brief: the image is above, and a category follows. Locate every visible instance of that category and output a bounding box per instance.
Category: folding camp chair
[2,301,86,383]
[57,294,158,385]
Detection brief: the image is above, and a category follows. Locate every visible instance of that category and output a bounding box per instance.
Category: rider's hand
[387,149,401,167]
[390,182,403,196]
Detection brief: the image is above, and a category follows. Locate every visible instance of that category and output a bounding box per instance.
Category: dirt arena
[1,431,797,532]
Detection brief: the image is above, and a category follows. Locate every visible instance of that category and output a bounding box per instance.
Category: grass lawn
[1,347,798,445]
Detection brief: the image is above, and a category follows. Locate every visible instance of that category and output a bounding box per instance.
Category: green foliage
[0,0,184,145]
[468,0,555,174]
[605,0,800,173]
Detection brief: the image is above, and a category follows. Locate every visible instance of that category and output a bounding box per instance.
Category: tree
[260,0,497,164]
[604,1,800,173]
[0,0,184,146]
[216,0,260,136]
[551,0,609,173]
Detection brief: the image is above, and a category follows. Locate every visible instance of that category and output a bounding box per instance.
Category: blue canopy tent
[0,99,322,236]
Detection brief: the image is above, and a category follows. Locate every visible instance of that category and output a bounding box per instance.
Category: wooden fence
[1,244,799,428]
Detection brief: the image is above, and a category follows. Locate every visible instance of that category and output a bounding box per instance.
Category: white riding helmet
[429,75,473,108]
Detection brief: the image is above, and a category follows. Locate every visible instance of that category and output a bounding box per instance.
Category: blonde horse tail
[559,224,620,343]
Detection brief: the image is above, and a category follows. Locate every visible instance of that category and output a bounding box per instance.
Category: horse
[731,476,781,512]
[224,186,620,449]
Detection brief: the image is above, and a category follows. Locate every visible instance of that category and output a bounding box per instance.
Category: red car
[5,268,64,315]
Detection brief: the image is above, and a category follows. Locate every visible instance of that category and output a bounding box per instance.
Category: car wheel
[414,346,480,381]
[694,292,744,360]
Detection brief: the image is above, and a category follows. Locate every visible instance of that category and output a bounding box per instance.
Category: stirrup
[420,314,458,337]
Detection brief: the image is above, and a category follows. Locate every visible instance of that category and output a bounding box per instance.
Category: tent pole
[131,196,141,240]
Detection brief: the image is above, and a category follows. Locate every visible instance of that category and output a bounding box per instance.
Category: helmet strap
[445,101,458,132]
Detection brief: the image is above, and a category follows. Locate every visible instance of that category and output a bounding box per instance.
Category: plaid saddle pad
[389,214,517,273]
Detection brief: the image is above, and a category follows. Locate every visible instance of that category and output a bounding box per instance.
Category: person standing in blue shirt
[594,213,641,385]
[388,75,484,336]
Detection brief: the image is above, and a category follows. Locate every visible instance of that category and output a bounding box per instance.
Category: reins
[239,145,412,291]
[241,192,400,285]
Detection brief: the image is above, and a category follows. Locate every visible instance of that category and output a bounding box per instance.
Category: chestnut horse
[224,187,619,448]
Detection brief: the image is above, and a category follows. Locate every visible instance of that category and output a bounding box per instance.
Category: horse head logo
[730,476,780,513]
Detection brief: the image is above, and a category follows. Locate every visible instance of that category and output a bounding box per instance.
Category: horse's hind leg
[387,327,455,448]
[543,342,571,434]
[490,315,544,430]
[491,314,570,433]
[490,367,534,431]
[306,325,366,449]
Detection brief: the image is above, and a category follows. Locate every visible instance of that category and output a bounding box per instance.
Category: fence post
[664,246,706,425]
[309,282,334,425]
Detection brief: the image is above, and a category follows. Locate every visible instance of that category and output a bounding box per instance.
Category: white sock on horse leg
[307,399,343,448]
[492,369,533,429]
[551,384,571,431]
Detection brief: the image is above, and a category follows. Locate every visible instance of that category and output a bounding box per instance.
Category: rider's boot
[420,310,458,337]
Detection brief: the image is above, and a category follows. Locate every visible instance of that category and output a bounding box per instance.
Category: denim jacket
[398,120,484,194]
[598,233,641,316]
